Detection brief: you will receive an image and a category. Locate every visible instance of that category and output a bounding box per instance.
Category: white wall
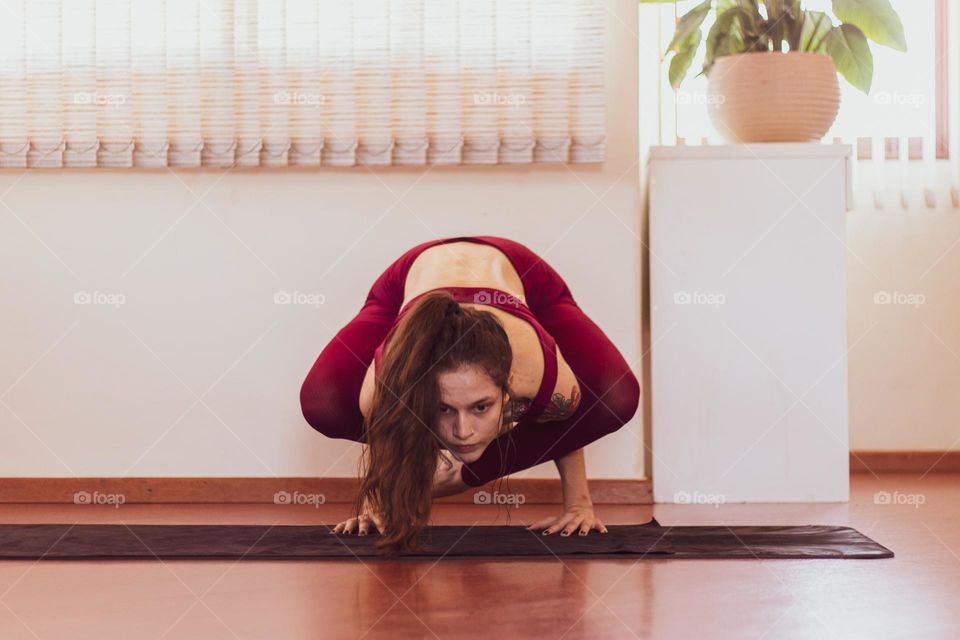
[4,0,950,484]
[847,206,960,451]
[0,3,644,480]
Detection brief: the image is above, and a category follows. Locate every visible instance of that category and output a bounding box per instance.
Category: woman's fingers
[526,517,556,531]
[544,514,577,535]
[528,515,583,534]
[558,515,585,536]
[338,514,380,536]
[330,512,387,536]
[527,513,610,537]
[332,517,359,535]
[577,518,608,536]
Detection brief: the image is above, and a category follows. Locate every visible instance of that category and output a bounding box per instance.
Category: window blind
[0,0,606,169]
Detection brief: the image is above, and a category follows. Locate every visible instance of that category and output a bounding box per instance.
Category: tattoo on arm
[503,397,531,423]
[539,385,581,421]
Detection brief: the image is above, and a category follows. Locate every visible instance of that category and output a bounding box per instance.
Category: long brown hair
[356,290,515,556]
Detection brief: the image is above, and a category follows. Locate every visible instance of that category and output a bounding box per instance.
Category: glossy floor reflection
[0,473,957,639]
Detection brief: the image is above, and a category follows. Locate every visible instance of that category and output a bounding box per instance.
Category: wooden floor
[0,473,957,639]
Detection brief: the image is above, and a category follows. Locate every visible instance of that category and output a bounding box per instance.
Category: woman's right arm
[431,451,469,498]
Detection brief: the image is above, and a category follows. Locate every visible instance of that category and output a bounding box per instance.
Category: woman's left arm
[526,448,609,536]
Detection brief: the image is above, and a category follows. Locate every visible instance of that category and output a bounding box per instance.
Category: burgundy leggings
[299,236,641,487]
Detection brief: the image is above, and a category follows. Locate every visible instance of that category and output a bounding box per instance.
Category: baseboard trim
[0,477,653,505]
[850,450,960,473]
[1,451,951,504]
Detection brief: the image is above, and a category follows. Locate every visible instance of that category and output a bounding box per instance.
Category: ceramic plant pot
[707,51,841,143]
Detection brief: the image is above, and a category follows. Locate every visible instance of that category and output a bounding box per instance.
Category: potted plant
[642,0,907,143]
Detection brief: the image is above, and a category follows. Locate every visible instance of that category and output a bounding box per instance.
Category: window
[0,0,606,168]
[640,0,955,210]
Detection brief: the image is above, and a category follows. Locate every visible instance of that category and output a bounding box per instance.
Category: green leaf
[704,8,749,72]
[669,27,703,88]
[665,0,712,54]
[832,0,907,51]
[801,10,833,52]
[782,9,802,51]
[784,0,805,50]
[825,23,874,93]
[722,0,765,51]
[733,0,762,30]
[762,0,783,50]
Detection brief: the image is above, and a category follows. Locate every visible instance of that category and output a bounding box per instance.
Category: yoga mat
[0,518,892,560]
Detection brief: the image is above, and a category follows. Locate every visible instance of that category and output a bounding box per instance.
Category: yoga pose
[300,236,641,555]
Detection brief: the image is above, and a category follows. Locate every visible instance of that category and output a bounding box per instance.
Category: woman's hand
[431,450,469,499]
[331,497,385,536]
[526,502,609,537]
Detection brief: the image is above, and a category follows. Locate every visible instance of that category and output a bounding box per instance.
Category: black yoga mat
[0,517,892,560]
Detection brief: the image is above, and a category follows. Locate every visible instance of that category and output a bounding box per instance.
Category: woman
[300,235,641,555]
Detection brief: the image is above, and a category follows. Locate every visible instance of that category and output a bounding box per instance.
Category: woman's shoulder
[486,309,580,422]
[537,348,581,422]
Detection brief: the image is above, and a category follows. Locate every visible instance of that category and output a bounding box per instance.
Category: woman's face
[435,363,508,463]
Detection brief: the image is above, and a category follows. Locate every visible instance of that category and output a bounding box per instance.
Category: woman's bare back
[359,241,580,424]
